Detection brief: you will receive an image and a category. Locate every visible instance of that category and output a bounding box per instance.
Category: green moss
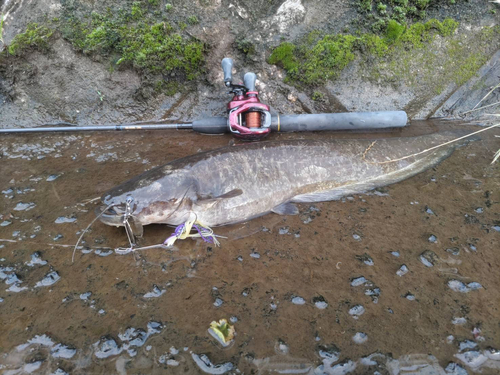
[7,22,54,56]
[360,34,388,56]
[59,5,205,81]
[377,3,387,15]
[187,16,199,25]
[358,0,373,13]
[312,91,325,101]
[268,42,299,74]
[371,21,498,95]
[236,38,256,56]
[269,18,459,85]
[131,1,144,20]
[357,0,459,30]
[385,20,405,43]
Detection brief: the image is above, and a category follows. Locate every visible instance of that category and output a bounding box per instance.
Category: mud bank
[0,0,499,127]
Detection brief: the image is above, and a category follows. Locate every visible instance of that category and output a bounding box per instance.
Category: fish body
[98,131,472,231]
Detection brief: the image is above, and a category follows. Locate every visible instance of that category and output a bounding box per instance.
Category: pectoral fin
[272,202,299,215]
[216,189,243,199]
[197,188,243,203]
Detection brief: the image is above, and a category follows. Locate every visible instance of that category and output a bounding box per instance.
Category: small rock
[420,250,438,267]
[396,264,409,277]
[428,235,438,243]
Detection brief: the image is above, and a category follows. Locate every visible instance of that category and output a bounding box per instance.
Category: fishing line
[72,202,113,263]
[362,122,500,165]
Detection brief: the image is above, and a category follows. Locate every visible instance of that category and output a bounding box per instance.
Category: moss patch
[372,24,499,94]
[268,18,459,86]
[60,5,204,81]
[357,0,457,33]
[6,22,54,56]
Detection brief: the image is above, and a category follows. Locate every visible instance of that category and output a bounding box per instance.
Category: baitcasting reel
[221,58,272,141]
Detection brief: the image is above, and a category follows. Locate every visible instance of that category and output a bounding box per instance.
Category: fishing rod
[0,58,408,140]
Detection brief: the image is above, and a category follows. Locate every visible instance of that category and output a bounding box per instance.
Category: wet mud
[0,121,499,374]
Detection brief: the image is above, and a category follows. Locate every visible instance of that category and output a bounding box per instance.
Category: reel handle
[243,72,257,92]
[221,58,234,87]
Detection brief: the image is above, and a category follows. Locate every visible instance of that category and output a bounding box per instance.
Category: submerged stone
[191,353,233,374]
[420,250,438,267]
[291,296,306,305]
[35,271,61,287]
[350,276,368,287]
[349,304,365,318]
[396,264,409,276]
[352,332,368,344]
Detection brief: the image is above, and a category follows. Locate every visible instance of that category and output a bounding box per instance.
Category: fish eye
[126,196,134,204]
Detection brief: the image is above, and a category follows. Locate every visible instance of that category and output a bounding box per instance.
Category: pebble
[448,280,483,293]
[80,292,92,300]
[356,253,374,266]
[14,202,36,211]
[452,317,467,325]
[55,217,77,224]
[420,250,438,267]
[396,264,409,277]
[404,293,416,301]
[213,298,224,307]
[35,271,61,287]
[459,340,477,352]
[144,285,166,298]
[250,251,260,259]
[279,227,289,235]
[352,332,368,344]
[445,362,468,375]
[351,276,368,287]
[26,252,47,267]
[95,249,113,257]
[191,353,233,374]
[446,247,460,256]
[428,235,438,243]
[291,296,306,305]
[313,296,328,309]
[349,304,365,318]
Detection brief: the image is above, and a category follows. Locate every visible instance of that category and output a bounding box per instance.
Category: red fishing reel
[222,58,271,141]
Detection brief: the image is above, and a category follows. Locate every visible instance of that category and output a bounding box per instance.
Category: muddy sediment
[0,122,499,373]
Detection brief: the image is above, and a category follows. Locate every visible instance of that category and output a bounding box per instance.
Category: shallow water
[0,121,499,374]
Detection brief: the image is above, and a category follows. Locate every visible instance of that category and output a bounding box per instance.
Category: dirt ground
[0,121,499,374]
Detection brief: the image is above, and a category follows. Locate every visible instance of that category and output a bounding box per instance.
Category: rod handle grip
[192,117,228,134]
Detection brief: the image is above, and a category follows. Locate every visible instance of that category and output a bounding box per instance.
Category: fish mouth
[95,205,126,227]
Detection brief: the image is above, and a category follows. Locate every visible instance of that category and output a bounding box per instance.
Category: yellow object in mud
[209,319,235,345]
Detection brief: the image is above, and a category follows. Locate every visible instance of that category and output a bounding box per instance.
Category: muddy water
[0,121,499,374]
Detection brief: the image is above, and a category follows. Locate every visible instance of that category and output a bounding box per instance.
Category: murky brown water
[1,121,499,374]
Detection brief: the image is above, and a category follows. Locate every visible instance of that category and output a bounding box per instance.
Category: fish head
[97,172,197,229]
